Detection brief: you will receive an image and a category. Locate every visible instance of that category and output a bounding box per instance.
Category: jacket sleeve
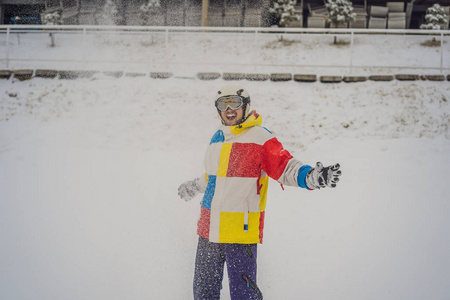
[196,173,209,193]
[261,137,311,189]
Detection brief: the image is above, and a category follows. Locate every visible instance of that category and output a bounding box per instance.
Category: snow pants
[193,236,263,300]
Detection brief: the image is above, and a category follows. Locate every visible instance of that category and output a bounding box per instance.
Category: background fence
[1,25,449,75]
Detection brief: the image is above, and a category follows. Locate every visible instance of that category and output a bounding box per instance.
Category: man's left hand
[305,162,342,189]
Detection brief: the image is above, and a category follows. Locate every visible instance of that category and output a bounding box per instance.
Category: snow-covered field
[1,31,450,300]
[2,28,450,74]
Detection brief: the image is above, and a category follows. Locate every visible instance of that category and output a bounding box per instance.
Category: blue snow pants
[193,236,263,300]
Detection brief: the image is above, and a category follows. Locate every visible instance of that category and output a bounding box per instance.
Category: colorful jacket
[196,111,311,244]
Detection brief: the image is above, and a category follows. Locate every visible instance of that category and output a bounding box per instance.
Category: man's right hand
[178,178,202,202]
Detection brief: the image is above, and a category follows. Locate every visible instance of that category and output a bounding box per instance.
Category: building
[0,0,62,24]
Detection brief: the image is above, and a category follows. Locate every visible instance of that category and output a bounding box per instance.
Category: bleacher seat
[386,2,405,29]
[388,12,406,29]
[224,11,241,27]
[351,5,367,28]
[244,14,262,27]
[443,6,449,29]
[387,2,405,13]
[307,3,328,28]
[368,6,388,28]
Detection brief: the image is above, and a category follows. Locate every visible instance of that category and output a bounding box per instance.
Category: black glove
[305,162,341,190]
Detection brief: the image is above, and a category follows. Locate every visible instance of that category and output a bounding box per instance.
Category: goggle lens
[216,96,244,111]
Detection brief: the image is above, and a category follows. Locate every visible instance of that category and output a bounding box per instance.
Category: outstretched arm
[260,137,341,190]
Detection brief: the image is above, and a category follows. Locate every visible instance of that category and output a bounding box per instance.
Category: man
[178,85,341,300]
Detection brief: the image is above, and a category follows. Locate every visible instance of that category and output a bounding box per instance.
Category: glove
[178,178,203,202]
[305,162,341,190]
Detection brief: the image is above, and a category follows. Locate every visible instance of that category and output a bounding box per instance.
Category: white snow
[1,32,450,300]
[3,29,449,74]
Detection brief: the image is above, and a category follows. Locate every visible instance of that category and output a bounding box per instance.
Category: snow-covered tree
[43,11,63,25]
[42,10,63,47]
[420,4,448,30]
[326,0,355,27]
[102,0,121,25]
[138,0,161,26]
[269,0,301,27]
[326,0,355,44]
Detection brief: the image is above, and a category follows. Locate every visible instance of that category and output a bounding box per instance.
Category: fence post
[165,28,169,70]
[349,30,354,73]
[254,30,258,71]
[6,27,10,69]
[440,32,444,73]
[82,27,87,66]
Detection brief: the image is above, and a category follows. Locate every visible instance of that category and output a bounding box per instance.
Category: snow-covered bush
[326,0,355,44]
[42,10,63,47]
[420,4,448,30]
[326,0,356,28]
[269,0,301,27]
[102,0,120,25]
[42,10,63,25]
[138,0,161,26]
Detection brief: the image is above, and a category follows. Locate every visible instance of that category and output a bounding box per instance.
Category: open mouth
[226,113,237,121]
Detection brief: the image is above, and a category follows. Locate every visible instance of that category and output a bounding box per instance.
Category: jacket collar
[221,111,262,137]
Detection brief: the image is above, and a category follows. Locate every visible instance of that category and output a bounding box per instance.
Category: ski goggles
[215,95,244,111]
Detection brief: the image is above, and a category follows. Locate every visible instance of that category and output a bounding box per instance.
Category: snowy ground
[1,30,450,300]
[1,75,449,300]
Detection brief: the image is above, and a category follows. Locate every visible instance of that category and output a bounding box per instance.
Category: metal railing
[1,25,449,73]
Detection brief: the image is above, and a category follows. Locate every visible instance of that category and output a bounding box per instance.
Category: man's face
[220,107,244,126]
